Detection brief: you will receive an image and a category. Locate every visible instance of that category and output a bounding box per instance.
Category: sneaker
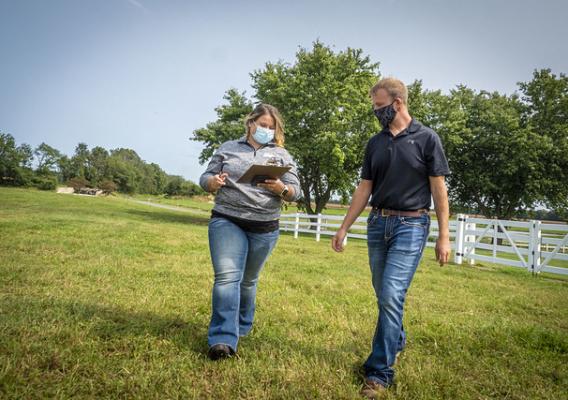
[207,344,234,360]
[360,379,386,399]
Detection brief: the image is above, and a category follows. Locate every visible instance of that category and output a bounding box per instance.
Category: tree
[252,42,380,214]
[442,87,551,219]
[192,89,254,164]
[0,133,34,186]
[193,42,380,214]
[70,143,90,179]
[86,146,110,187]
[34,142,61,175]
[518,69,568,213]
[164,175,184,196]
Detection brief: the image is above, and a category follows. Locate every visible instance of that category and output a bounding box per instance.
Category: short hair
[369,77,408,105]
[244,103,285,147]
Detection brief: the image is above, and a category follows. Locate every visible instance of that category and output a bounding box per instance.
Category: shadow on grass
[5,296,366,385]
[125,209,210,226]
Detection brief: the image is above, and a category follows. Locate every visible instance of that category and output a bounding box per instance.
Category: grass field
[1,188,567,399]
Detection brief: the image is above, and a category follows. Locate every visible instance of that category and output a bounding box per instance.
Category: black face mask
[373,101,396,128]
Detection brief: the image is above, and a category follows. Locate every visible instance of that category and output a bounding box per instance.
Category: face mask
[374,101,397,128]
[252,126,275,145]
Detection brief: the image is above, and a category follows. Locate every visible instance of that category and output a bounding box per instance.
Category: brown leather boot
[360,379,386,399]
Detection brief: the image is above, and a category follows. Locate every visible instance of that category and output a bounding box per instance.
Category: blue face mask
[252,126,275,145]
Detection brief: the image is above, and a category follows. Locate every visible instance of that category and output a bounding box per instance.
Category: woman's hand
[258,178,286,196]
[208,173,228,192]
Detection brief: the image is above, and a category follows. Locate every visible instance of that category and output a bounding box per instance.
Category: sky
[1,0,567,184]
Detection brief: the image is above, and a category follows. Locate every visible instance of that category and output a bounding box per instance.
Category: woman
[199,103,300,360]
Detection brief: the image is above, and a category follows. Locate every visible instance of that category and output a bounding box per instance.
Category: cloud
[126,0,149,14]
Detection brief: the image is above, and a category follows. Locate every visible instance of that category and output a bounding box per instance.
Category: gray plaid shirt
[199,137,301,222]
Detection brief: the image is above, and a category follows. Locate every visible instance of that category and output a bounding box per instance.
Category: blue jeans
[364,211,430,387]
[207,217,279,351]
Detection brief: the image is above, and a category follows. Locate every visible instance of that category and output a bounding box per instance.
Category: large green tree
[193,41,380,214]
[518,69,568,212]
[252,42,379,213]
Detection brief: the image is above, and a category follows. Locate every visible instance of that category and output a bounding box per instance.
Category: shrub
[67,177,90,192]
[99,180,117,195]
[32,174,58,191]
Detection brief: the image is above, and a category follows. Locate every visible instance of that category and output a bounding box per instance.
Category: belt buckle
[380,209,388,217]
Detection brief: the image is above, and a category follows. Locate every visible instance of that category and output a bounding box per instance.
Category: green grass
[1,187,567,399]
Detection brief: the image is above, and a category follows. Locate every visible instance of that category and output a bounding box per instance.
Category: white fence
[280,213,568,276]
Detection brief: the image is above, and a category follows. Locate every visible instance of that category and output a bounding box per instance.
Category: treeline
[0,135,204,196]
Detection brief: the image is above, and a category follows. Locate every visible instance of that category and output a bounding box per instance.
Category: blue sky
[1,0,567,184]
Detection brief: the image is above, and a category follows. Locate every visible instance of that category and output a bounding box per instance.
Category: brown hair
[244,103,285,147]
[369,77,408,105]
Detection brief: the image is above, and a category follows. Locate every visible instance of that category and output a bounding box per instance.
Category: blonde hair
[370,77,408,105]
[245,103,285,147]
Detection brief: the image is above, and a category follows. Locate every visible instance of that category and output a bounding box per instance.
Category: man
[331,77,451,398]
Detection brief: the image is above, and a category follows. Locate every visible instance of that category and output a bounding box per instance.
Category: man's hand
[208,173,228,192]
[331,228,347,252]
[435,237,451,266]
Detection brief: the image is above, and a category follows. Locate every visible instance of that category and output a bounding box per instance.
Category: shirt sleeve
[199,146,225,192]
[425,132,450,176]
[279,150,302,202]
[360,139,373,180]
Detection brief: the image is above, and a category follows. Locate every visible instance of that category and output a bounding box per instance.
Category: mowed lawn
[1,188,567,399]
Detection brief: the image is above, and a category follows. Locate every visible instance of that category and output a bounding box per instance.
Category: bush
[32,174,58,191]
[67,177,90,192]
[99,180,117,195]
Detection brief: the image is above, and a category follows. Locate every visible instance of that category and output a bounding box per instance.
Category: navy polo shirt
[361,119,450,210]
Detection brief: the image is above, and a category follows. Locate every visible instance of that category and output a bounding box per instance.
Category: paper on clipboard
[236,164,291,185]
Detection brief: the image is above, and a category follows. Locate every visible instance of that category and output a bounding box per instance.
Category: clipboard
[236,164,292,186]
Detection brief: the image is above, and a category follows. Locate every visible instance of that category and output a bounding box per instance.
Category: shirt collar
[381,119,420,137]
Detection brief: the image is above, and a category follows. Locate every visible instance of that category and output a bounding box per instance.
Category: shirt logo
[408,140,415,145]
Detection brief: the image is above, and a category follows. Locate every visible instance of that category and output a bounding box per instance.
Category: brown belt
[372,207,429,217]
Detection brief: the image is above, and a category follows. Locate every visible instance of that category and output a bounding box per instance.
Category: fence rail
[280,213,568,276]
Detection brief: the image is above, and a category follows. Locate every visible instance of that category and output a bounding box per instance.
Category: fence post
[294,212,299,239]
[454,214,466,264]
[464,221,476,265]
[531,220,542,274]
[316,213,322,242]
[492,219,497,262]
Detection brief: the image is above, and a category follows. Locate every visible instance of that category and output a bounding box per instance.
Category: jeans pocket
[400,216,429,228]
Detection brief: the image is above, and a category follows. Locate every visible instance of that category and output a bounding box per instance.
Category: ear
[247,120,255,135]
[394,98,405,112]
